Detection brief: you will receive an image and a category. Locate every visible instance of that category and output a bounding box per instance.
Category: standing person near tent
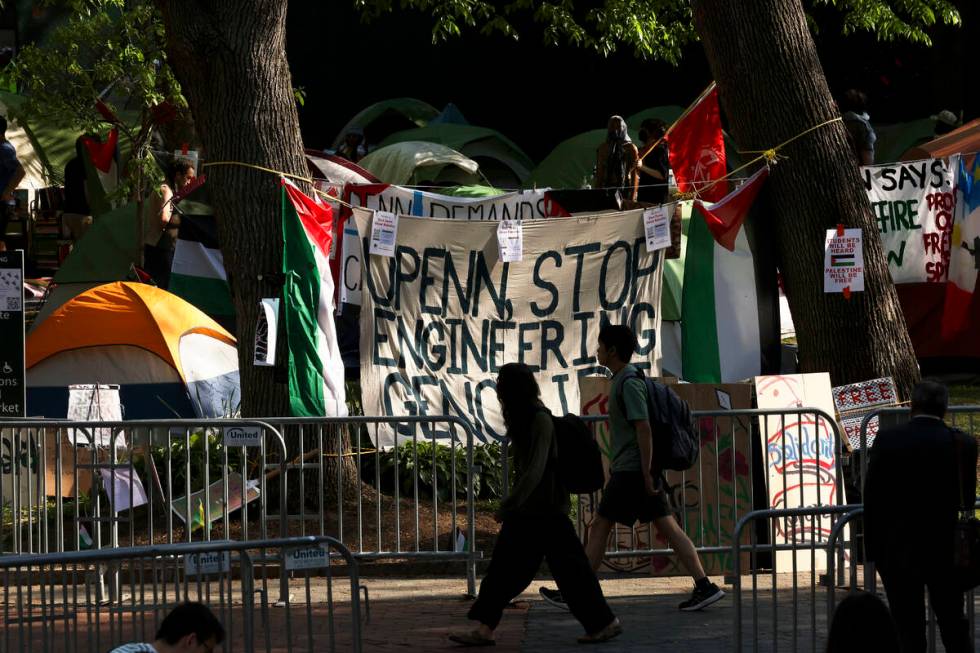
[145,157,195,288]
[0,115,25,252]
[636,118,671,205]
[595,115,639,202]
[63,136,93,241]
[450,363,621,647]
[336,126,367,163]
[539,325,725,613]
[840,89,876,166]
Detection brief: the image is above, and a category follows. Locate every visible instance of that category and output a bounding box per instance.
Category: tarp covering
[54,202,138,283]
[902,119,980,161]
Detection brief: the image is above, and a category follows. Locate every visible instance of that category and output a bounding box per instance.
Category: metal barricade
[0,419,289,557]
[566,408,847,576]
[0,535,362,653]
[858,406,980,490]
[731,505,858,653]
[826,504,980,653]
[258,416,481,596]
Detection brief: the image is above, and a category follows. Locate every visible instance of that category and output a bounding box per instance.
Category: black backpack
[617,370,699,472]
[551,413,606,494]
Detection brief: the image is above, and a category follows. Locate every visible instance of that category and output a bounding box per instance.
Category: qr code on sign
[5,296,19,311]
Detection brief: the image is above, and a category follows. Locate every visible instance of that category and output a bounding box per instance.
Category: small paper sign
[184,551,230,576]
[369,211,398,257]
[223,425,263,447]
[497,220,523,262]
[284,546,329,570]
[824,228,864,295]
[643,207,671,253]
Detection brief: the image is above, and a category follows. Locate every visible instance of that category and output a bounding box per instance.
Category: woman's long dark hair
[496,363,541,440]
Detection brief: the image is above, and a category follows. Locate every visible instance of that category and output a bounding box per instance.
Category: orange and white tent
[27,282,240,419]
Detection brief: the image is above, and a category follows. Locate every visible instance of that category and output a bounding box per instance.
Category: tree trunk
[157,0,358,504]
[156,0,305,418]
[691,0,920,397]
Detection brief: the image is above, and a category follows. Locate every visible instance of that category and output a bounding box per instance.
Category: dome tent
[27,282,240,419]
[358,141,481,186]
[331,98,440,150]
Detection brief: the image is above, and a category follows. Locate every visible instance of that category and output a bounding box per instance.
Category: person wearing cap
[932,109,961,137]
[337,127,367,163]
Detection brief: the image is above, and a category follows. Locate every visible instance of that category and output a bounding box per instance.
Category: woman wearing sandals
[450,363,622,647]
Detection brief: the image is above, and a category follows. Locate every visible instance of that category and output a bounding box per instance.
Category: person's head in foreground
[154,601,224,653]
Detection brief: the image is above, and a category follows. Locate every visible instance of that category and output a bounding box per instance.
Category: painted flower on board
[718,448,749,482]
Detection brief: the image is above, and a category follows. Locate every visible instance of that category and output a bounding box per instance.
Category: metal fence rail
[0,535,362,653]
[731,505,859,653]
[246,416,481,596]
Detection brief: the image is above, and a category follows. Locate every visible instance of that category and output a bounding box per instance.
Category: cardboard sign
[1,429,95,509]
[67,384,123,447]
[754,373,842,570]
[832,377,898,450]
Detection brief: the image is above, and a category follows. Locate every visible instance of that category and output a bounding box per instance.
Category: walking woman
[450,363,621,646]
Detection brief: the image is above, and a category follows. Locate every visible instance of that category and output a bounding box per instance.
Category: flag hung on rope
[169,214,235,325]
[281,179,347,417]
[667,85,729,203]
[80,127,119,216]
[682,169,769,383]
[942,156,980,338]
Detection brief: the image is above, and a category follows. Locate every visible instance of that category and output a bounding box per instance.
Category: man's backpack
[617,370,699,472]
[551,413,605,494]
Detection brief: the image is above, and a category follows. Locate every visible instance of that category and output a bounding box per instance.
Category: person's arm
[498,412,554,519]
[634,420,657,495]
[637,161,666,181]
[159,184,174,226]
[1,155,24,201]
[595,146,606,189]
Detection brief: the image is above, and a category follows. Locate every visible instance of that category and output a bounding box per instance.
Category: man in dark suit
[864,380,978,653]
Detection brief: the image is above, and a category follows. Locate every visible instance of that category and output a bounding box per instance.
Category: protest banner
[862,157,958,284]
[831,377,898,451]
[356,209,663,447]
[338,184,568,305]
[754,373,842,571]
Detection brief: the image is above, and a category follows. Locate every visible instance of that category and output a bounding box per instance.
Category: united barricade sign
[184,551,230,576]
[222,425,262,447]
[284,546,329,571]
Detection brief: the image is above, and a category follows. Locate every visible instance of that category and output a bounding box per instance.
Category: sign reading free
[222,425,263,447]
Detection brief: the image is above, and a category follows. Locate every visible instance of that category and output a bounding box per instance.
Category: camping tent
[529,106,685,189]
[331,98,440,150]
[380,124,533,188]
[358,141,481,185]
[27,282,240,419]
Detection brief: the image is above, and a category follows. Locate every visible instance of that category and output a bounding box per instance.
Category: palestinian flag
[80,128,119,216]
[682,168,769,383]
[281,179,347,417]
[170,214,235,326]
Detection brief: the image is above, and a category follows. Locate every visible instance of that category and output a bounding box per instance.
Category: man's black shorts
[597,471,672,527]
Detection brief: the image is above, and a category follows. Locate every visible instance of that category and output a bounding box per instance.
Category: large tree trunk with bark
[691,0,920,397]
[157,0,358,502]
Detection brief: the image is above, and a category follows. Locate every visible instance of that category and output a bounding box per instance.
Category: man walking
[541,324,724,612]
[864,380,977,653]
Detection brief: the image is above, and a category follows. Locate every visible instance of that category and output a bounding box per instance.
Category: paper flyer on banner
[643,207,671,253]
[369,211,398,257]
[824,228,865,294]
[496,220,523,262]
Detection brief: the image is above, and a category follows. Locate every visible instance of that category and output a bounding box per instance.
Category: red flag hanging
[667,86,729,203]
[696,166,768,251]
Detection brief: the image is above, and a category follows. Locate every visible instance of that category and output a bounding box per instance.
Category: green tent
[528,106,684,189]
[332,98,440,150]
[874,118,936,164]
[55,202,139,283]
[380,123,534,188]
